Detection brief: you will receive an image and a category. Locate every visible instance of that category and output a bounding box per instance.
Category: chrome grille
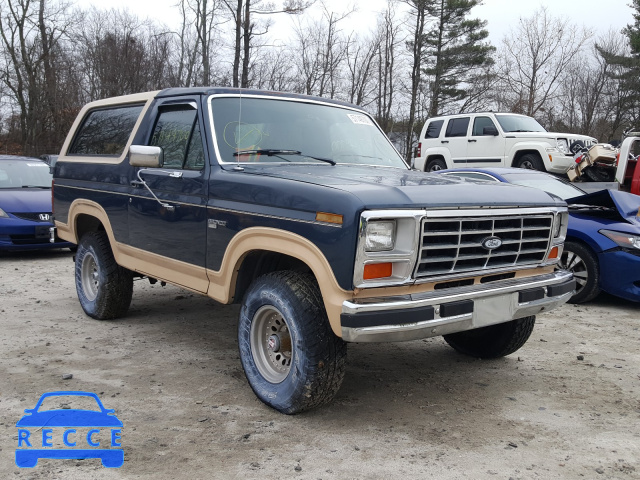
[415,214,553,278]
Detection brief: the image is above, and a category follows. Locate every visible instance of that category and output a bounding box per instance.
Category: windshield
[209,96,407,168]
[0,160,51,188]
[502,172,585,200]
[495,115,546,133]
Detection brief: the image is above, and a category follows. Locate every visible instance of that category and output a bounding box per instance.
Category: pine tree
[597,0,640,128]
[423,0,494,116]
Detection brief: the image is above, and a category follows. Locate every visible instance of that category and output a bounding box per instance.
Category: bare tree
[374,4,402,132]
[73,9,174,100]
[0,0,75,153]
[223,0,314,88]
[290,3,352,98]
[496,7,590,117]
[344,31,377,106]
[173,0,226,86]
[401,0,428,162]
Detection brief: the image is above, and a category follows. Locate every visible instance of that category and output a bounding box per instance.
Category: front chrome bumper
[340,270,574,342]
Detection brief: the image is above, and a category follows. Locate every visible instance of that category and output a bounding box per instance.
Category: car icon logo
[15,391,123,468]
[481,236,503,250]
[38,213,51,221]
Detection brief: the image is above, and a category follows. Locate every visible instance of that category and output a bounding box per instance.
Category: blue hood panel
[237,165,563,209]
[567,189,640,226]
[0,188,52,213]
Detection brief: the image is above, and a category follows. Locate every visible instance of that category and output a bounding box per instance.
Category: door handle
[441,140,449,144]
[130,180,144,187]
[468,139,477,143]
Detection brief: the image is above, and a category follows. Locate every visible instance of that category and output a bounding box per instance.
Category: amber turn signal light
[363,262,392,280]
[548,246,559,259]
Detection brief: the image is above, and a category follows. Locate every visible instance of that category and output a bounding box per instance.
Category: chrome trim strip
[54,184,205,208]
[206,205,342,228]
[55,184,340,227]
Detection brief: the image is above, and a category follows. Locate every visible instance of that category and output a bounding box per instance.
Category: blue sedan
[437,167,640,303]
[0,155,72,251]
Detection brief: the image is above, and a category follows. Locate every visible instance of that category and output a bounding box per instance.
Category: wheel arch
[510,149,545,168]
[57,199,113,245]
[425,154,448,171]
[208,227,349,337]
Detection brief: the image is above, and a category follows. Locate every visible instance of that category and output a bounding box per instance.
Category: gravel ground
[1,249,639,479]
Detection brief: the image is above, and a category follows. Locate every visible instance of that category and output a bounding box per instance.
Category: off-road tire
[443,316,536,359]
[426,158,447,172]
[515,153,545,171]
[238,271,347,414]
[75,231,133,319]
[558,240,600,303]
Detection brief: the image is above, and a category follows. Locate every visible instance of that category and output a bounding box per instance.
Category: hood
[509,131,596,142]
[567,189,640,226]
[235,164,564,209]
[0,188,52,213]
[547,132,597,142]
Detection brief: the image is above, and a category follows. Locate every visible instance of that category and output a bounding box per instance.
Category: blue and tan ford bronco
[51,88,575,413]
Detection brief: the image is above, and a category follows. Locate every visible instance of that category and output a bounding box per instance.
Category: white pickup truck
[414,112,597,174]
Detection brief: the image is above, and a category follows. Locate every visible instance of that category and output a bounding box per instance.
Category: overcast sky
[77,0,633,46]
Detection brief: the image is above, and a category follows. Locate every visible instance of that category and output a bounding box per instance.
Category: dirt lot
[1,250,639,479]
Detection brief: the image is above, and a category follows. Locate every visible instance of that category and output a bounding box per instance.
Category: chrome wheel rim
[559,249,588,295]
[250,305,293,384]
[81,252,99,301]
[429,163,444,172]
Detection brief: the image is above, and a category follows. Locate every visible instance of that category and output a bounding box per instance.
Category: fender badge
[481,236,503,250]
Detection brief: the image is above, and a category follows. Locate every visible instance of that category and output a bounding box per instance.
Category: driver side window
[150,105,204,170]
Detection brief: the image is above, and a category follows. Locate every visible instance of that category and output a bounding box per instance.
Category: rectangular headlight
[552,212,568,240]
[556,138,569,154]
[365,220,396,252]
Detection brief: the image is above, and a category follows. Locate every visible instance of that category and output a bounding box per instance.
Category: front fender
[207,227,349,336]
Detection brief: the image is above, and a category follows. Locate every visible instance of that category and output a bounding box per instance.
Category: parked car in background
[0,155,72,251]
[414,112,597,174]
[437,167,640,303]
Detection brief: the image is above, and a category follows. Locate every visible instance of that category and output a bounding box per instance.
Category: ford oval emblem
[482,236,503,250]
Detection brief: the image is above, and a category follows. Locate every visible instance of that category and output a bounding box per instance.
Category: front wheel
[557,240,600,303]
[515,153,545,171]
[443,316,536,359]
[75,231,133,319]
[238,271,347,414]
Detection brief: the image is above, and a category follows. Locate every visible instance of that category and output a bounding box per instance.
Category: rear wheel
[557,240,600,303]
[75,231,133,319]
[443,316,536,359]
[426,158,447,172]
[238,271,347,414]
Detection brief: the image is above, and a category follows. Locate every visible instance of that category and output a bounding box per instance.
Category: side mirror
[483,126,499,136]
[129,145,164,168]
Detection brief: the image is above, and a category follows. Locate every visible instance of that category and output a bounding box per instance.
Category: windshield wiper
[232,149,336,165]
[21,185,50,189]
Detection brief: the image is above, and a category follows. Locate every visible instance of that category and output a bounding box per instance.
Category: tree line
[0,0,638,160]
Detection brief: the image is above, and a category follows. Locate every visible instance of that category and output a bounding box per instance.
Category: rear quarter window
[424,120,444,139]
[68,104,144,156]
